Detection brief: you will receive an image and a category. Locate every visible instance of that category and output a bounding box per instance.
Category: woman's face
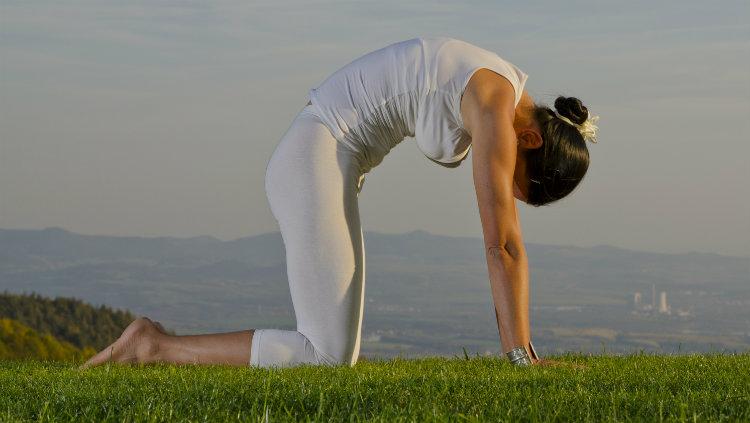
[513,179,528,203]
[510,93,544,205]
[511,111,542,205]
[512,142,531,204]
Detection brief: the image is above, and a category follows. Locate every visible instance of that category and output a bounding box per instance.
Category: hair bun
[554,96,589,126]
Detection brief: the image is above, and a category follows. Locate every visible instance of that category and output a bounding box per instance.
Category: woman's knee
[251,329,356,368]
[302,333,359,367]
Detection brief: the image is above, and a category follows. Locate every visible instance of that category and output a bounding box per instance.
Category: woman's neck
[513,91,536,133]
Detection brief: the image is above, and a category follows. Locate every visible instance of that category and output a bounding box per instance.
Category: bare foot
[79,317,164,369]
[152,320,168,335]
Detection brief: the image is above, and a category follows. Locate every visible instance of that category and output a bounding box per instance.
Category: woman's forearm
[485,244,531,354]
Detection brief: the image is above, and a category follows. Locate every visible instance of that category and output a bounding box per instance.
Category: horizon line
[1,226,747,260]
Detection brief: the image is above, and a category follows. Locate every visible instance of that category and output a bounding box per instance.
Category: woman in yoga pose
[82,36,598,369]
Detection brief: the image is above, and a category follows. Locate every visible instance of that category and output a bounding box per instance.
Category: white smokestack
[659,291,670,314]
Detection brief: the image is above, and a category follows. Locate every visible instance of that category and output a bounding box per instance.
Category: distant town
[631,284,692,317]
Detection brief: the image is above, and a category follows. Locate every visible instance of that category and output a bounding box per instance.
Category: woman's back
[308,36,529,172]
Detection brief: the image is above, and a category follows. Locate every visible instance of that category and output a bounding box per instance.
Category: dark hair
[524,96,592,206]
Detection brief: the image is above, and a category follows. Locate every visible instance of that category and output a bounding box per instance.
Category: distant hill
[0,291,137,350]
[0,318,94,361]
[1,227,748,357]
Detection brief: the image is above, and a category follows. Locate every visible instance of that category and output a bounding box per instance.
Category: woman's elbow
[486,242,525,262]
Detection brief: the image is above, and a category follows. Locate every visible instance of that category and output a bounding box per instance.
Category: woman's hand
[532,358,588,369]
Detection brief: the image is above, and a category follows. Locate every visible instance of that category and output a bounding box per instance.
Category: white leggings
[251,105,368,368]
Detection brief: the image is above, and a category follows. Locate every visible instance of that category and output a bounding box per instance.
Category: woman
[82,36,598,369]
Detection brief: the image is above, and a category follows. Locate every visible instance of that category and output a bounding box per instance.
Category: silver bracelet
[506,345,533,366]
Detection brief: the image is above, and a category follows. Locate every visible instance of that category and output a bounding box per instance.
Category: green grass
[1,354,748,422]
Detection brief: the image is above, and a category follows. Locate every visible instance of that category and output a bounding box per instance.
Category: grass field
[1,353,748,422]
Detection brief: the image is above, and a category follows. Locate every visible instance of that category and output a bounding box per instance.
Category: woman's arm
[461,69,537,362]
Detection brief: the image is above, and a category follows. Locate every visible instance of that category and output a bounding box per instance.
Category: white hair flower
[552,110,600,144]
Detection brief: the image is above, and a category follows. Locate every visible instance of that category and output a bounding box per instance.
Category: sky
[1,0,748,257]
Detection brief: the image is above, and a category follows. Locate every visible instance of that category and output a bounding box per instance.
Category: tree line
[0,291,140,361]
[0,318,96,361]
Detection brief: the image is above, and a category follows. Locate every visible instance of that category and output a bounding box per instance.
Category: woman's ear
[517,128,543,150]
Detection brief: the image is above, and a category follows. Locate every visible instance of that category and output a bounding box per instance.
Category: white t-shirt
[308,36,529,172]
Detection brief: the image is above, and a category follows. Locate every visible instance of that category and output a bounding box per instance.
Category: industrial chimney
[659,291,671,314]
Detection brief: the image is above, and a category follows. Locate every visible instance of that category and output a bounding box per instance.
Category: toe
[79,344,116,369]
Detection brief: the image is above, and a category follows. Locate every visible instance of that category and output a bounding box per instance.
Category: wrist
[506,346,532,366]
[505,340,539,366]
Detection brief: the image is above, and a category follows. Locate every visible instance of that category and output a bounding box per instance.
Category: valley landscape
[1,227,747,359]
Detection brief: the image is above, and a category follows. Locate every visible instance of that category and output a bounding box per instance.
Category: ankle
[133,323,165,363]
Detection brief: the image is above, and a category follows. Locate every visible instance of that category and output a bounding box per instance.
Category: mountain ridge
[2,227,746,260]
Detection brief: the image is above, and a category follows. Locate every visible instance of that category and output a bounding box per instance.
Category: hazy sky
[1,0,748,257]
